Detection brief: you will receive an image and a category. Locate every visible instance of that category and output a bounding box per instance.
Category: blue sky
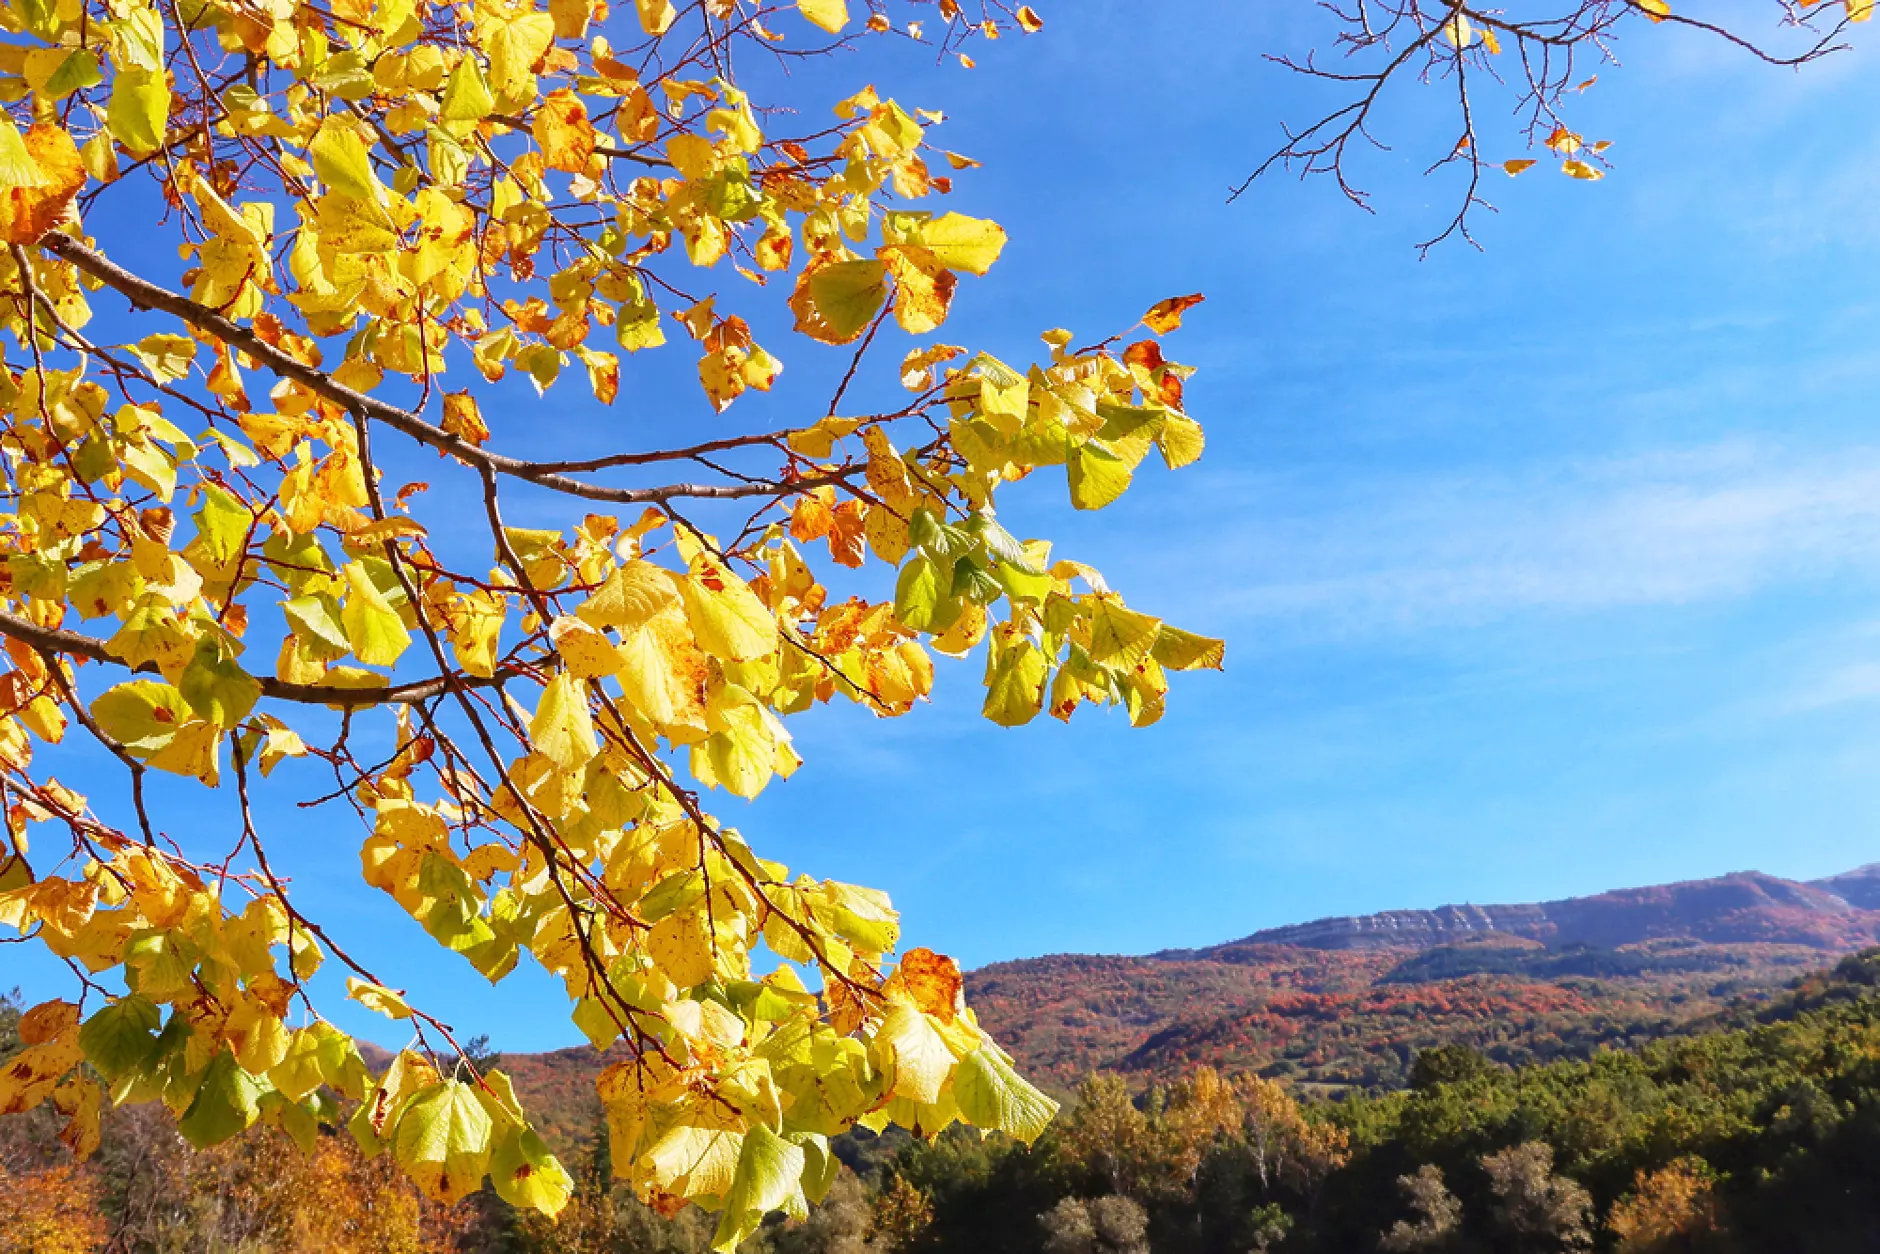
[16,0,1880,1053]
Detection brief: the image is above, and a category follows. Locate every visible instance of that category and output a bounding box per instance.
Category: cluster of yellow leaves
[0,0,1205,1244]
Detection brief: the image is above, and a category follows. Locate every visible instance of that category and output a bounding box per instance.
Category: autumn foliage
[0,0,1229,1240]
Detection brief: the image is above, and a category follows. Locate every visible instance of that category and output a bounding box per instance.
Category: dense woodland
[6,947,1880,1252]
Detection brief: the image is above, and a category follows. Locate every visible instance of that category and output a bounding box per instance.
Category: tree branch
[38,232,859,508]
[0,607,501,707]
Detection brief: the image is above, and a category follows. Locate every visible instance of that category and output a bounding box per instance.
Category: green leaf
[123,929,199,1000]
[340,560,412,667]
[797,1132,841,1204]
[261,1090,320,1153]
[491,1124,573,1216]
[952,1044,1058,1145]
[179,640,261,728]
[392,1080,494,1205]
[417,853,497,953]
[193,483,251,565]
[894,555,947,631]
[107,68,170,156]
[616,297,666,351]
[281,593,350,655]
[91,680,192,755]
[638,869,706,923]
[439,53,495,125]
[36,49,102,100]
[309,119,381,201]
[1067,440,1133,511]
[78,996,162,1082]
[712,1123,807,1252]
[109,5,164,70]
[804,260,887,343]
[179,1048,264,1148]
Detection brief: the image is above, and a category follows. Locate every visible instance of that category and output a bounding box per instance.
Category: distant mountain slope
[1811,861,1880,910]
[964,865,1880,1091]
[1175,868,1880,955]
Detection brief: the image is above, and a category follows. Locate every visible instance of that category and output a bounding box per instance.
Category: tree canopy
[0,0,1223,1242]
[0,0,1866,1245]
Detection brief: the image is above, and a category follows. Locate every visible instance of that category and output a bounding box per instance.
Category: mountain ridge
[1154,864,1880,958]
[958,862,1880,1091]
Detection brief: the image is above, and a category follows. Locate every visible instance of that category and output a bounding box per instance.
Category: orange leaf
[886,947,964,1021]
[1142,293,1205,335]
[0,123,85,246]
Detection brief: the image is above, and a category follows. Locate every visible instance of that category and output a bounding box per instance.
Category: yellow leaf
[874,1003,953,1105]
[0,1039,82,1115]
[442,391,490,445]
[798,0,848,33]
[679,565,777,662]
[913,212,1006,276]
[1545,126,1583,155]
[108,69,170,155]
[1088,599,1162,669]
[635,0,676,34]
[533,88,596,173]
[1563,159,1605,181]
[530,671,598,772]
[347,977,413,1020]
[1503,159,1537,176]
[578,561,680,630]
[548,615,621,678]
[309,120,381,201]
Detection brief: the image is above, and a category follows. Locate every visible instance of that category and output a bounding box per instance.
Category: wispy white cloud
[1775,661,1880,715]
[1143,441,1880,637]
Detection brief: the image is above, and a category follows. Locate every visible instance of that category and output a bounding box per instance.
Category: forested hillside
[966,937,1824,1092]
[8,948,1880,1251]
[8,867,1880,1250]
[882,946,1880,1253]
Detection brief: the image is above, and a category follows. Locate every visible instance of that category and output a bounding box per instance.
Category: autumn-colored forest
[7,945,1880,1252]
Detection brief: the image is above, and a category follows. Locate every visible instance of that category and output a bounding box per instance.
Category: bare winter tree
[1244,0,1860,250]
